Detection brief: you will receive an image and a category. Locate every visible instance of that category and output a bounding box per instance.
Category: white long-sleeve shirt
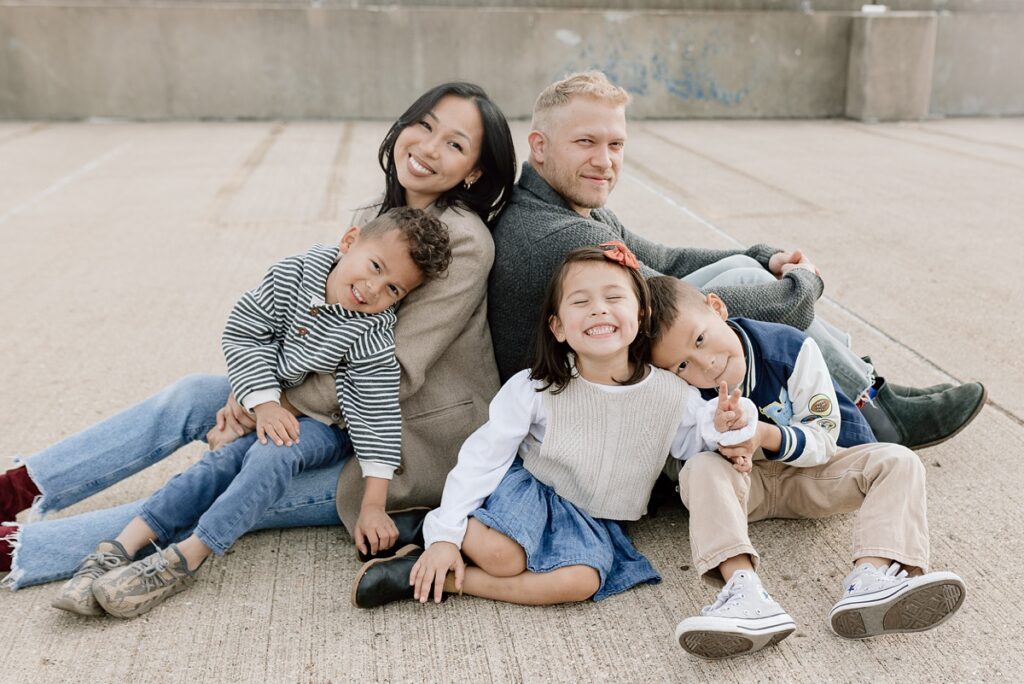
[423,368,756,548]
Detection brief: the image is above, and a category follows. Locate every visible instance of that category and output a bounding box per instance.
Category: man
[487,71,985,450]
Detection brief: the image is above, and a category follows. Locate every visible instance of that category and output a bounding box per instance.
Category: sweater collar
[518,162,579,213]
[518,161,619,227]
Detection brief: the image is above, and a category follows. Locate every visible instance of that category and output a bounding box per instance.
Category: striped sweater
[222,243,402,479]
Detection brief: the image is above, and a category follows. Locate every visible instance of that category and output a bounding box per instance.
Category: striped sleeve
[335,316,403,478]
[221,255,301,409]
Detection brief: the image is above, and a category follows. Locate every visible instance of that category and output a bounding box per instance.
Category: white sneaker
[675,571,796,660]
[829,562,966,639]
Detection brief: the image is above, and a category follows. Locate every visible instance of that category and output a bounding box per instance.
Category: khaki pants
[678,443,929,586]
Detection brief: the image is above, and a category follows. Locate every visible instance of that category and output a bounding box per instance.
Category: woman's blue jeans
[6,375,345,589]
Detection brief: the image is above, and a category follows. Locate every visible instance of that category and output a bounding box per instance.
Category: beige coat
[285,202,500,533]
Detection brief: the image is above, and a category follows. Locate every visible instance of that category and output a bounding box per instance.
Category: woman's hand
[353,504,398,557]
[207,392,256,450]
[410,542,465,604]
[253,402,300,446]
[216,392,257,437]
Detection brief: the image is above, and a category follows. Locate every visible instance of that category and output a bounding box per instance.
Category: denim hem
[193,524,231,556]
[12,456,48,522]
[138,508,173,548]
[1,524,24,590]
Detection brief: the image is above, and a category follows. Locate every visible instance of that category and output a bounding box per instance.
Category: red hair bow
[600,241,640,270]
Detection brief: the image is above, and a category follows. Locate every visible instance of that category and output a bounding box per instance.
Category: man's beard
[546,160,613,210]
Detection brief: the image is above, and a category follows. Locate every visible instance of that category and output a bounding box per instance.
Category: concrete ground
[1,117,1022,683]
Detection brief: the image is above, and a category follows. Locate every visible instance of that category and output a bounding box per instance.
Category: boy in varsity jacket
[647,276,965,661]
[51,208,451,620]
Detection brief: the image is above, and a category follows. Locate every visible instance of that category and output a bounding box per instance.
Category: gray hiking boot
[91,543,199,619]
[52,540,132,617]
[829,562,966,639]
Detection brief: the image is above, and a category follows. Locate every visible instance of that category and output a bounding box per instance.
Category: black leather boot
[351,545,424,608]
[357,507,430,563]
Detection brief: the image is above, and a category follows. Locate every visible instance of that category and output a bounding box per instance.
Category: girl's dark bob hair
[377,82,517,225]
[529,246,652,394]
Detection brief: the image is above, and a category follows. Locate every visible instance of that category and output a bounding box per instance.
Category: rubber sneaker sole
[675,613,796,660]
[829,572,966,639]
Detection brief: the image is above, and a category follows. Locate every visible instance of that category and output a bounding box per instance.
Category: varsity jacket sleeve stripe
[335,323,403,478]
[770,337,841,467]
[222,256,297,409]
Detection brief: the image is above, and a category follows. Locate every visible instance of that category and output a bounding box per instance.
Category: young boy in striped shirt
[52,207,451,619]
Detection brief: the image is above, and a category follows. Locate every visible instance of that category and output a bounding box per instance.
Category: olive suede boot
[862,378,986,450]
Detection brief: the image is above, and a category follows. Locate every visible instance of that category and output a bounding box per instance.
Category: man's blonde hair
[531,71,632,131]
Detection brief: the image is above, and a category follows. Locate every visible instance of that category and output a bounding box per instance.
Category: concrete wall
[0,3,1021,120]
[931,12,1024,116]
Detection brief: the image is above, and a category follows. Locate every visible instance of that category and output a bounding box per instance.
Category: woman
[0,82,516,589]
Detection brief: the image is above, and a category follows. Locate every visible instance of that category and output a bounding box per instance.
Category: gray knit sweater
[487,162,825,381]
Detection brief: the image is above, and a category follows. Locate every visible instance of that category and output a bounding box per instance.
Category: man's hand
[713,382,746,433]
[253,401,300,446]
[410,542,465,604]
[768,249,821,279]
[354,504,398,557]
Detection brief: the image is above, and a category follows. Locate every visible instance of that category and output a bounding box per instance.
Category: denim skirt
[471,458,661,601]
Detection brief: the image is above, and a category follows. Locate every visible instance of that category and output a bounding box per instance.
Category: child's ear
[707,293,729,320]
[548,314,566,343]
[338,226,361,254]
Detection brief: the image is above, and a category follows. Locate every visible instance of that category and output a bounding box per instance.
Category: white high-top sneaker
[675,570,796,660]
[829,562,966,639]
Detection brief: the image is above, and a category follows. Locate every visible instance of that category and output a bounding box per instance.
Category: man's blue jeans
[5,375,345,589]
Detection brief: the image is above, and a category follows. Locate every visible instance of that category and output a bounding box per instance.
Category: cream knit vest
[523,368,688,521]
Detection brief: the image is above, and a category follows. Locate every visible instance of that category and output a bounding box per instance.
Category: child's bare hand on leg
[253,402,300,446]
[354,505,398,557]
[410,542,465,604]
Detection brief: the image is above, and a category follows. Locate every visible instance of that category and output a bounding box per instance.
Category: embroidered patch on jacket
[809,394,832,416]
[816,418,838,432]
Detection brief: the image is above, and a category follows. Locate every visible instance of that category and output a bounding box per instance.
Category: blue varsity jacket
[699,318,876,467]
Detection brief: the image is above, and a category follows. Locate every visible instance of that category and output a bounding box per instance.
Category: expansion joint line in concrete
[0,143,129,227]
[623,169,1017,428]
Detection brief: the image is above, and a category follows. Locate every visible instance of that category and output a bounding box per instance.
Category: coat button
[308,307,320,316]
[394,466,405,476]
[330,411,342,422]
[296,327,308,337]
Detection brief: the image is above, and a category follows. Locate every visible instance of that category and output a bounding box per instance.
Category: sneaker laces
[131,542,176,592]
[847,562,909,594]
[701,583,739,615]
[75,547,128,579]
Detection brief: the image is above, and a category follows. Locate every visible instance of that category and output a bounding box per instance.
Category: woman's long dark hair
[377,82,516,225]
[530,247,653,394]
